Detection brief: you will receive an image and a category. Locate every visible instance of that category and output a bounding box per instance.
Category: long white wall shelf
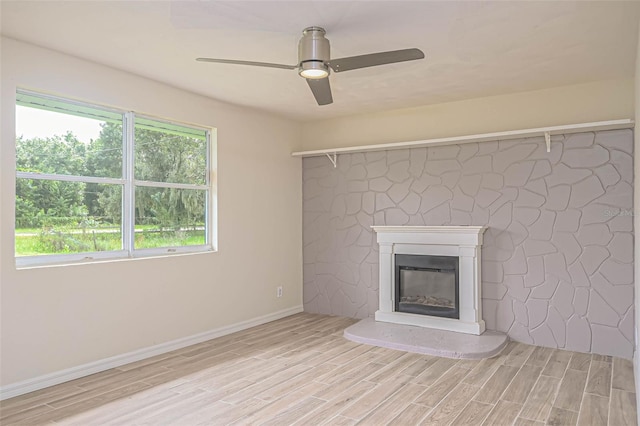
[291,119,634,158]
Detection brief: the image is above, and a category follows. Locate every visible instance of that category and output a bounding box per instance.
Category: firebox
[394,254,459,319]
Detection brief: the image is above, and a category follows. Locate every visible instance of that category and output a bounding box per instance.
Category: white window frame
[15,90,217,268]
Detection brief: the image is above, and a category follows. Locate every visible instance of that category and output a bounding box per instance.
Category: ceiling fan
[196,27,425,106]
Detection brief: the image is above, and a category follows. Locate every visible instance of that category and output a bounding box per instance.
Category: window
[15,90,216,266]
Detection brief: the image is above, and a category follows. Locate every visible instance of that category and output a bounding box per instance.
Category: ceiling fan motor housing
[298,26,330,77]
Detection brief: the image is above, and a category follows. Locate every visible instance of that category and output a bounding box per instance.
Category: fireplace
[395,254,459,319]
[373,226,487,335]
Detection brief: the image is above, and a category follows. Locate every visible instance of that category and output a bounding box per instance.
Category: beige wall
[0,38,303,387]
[301,79,634,151]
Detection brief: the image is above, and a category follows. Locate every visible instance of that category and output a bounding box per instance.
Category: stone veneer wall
[303,129,634,358]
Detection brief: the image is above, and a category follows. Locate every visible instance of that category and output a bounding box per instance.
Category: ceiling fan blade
[327,48,424,73]
[196,58,297,70]
[307,77,333,106]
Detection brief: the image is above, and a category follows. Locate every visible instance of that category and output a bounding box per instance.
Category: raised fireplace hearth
[372,226,487,335]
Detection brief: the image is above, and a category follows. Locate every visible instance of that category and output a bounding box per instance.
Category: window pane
[134,118,206,185]
[135,187,206,249]
[15,180,123,256]
[16,102,123,179]
[14,90,215,264]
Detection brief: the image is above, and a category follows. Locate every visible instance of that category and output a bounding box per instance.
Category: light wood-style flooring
[0,313,637,425]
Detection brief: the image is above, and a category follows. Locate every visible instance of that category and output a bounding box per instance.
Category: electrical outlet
[276,286,283,298]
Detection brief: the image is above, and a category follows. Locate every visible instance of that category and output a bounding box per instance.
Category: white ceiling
[2,1,639,121]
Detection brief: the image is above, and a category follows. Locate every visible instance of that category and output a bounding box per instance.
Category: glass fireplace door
[395,254,459,319]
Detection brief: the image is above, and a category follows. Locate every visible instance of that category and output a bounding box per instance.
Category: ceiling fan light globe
[300,68,328,79]
[299,61,329,79]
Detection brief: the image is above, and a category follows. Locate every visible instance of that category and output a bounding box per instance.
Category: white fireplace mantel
[372,225,487,335]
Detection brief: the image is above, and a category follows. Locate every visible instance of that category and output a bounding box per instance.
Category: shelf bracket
[325,152,337,168]
[544,132,551,153]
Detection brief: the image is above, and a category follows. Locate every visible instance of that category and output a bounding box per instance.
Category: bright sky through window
[16,105,102,143]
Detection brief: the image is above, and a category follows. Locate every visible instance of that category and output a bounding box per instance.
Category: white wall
[301,79,634,151]
[0,38,303,387]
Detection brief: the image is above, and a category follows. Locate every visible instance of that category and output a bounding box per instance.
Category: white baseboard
[0,305,303,401]
[634,348,640,426]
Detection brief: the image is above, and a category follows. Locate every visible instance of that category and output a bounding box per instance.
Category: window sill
[15,245,216,270]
